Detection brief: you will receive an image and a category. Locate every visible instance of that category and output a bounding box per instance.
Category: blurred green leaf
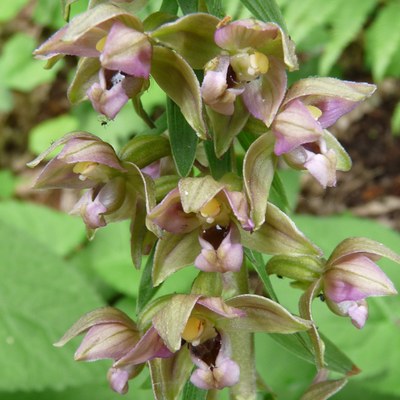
[0,0,29,22]
[366,1,400,80]
[0,85,14,113]
[0,170,16,199]
[391,101,400,136]
[0,216,104,392]
[239,0,287,32]
[319,0,377,75]
[137,246,159,313]
[0,33,63,92]
[28,114,79,157]
[73,222,142,297]
[177,0,197,14]
[167,98,198,177]
[0,201,85,256]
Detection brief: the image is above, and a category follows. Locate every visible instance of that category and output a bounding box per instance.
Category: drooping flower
[54,307,172,394]
[322,238,399,328]
[27,132,153,233]
[271,77,376,187]
[202,19,297,125]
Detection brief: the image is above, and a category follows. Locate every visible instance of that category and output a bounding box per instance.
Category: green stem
[228,264,257,400]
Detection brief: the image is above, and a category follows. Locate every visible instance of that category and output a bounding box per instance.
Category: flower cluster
[30,1,399,399]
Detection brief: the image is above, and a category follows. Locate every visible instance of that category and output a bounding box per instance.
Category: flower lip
[201,224,229,250]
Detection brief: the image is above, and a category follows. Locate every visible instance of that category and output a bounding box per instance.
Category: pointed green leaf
[205,0,224,18]
[366,1,400,80]
[167,98,198,177]
[244,248,278,301]
[152,45,207,139]
[269,171,291,212]
[301,378,347,400]
[150,13,220,69]
[244,133,276,229]
[136,246,159,314]
[239,0,288,33]
[160,0,179,14]
[319,0,377,75]
[153,230,200,286]
[203,140,232,180]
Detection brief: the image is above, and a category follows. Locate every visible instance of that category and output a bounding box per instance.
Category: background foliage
[1,0,399,399]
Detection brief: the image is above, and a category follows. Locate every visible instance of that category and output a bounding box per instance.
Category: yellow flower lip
[200,198,221,224]
[96,36,107,52]
[182,316,205,343]
[249,52,269,75]
[73,161,98,180]
[307,105,323,120]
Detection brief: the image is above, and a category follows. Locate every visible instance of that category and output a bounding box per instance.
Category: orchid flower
[271,77,376,187]
[27,132,153,233]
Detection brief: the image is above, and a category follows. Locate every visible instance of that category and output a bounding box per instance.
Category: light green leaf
[366,1,400,80]
[0,0,29,22]
[151,45,208,139]
[0,201,85,257]
[167,98,198,177]
[0,170,16,199]
[137,247,159,313]
[29,114,79,157]
[0,33,63,92]
[73,221,142,297]
[319,0,377,75]
[0,219,104,392]
[239,0,288,32]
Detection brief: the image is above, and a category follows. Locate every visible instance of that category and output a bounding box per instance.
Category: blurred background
[1,0,400,399]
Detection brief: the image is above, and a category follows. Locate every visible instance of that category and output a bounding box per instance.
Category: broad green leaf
[0,33,63,92]
[366,1,400,80]
[0,84,14,113]
[0,0,29,22]
[29,114,79,157]
[243,133,276,229]
[182,381,208,400]
[72,221,142,297]
[205,0,224,18]
[152,46,207,139]
[319,0,377,75]
[203,140,232,180]
[167,98,198,177]
[0,170,16,199]
[160,0,179,14]
[0,201,85,257]
[239,0,287,33]
[0,219,105,392]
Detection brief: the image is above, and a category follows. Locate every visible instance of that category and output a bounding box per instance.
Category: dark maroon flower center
[201,224,229,249]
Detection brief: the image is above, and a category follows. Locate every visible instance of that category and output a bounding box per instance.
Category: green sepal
[300,377,347,400]
[243,132,276,229]
[151,45,208,139]
[150,13,221,69]
[119,135,171,169]
[149,346,193,400]
[154,175,180,202]
[152,230,200,286]
[191,271,223,297]
[323,129,352,172]
[266,255,324,283]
